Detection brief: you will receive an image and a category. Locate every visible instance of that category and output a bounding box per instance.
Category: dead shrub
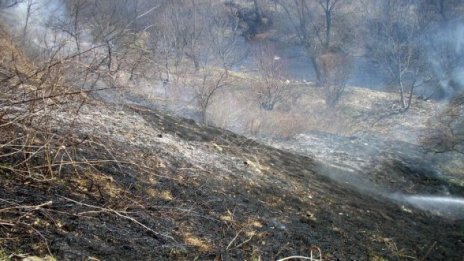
[315,48,351,107]
[422,93,464,153]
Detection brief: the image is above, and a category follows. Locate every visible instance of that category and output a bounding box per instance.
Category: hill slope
[1,98,463,260]
[0,21,462,261]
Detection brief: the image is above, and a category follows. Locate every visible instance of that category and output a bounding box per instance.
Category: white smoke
[392,194,464,220]
[425,21,464,99]
[0,0,80,55]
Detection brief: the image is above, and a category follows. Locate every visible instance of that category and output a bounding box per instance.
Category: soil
[1,101,463,260]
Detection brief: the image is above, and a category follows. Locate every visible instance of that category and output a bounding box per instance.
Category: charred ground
[0,100,463,260]
[0,4,463,259]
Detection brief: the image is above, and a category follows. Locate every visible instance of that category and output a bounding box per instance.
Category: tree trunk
[106,41,112,71]
[325,10,331,49]
[22,0,32,45]
[403,84,415,112]
[399,80,406,109]
[253,0,262,20]
[311,56,322,85]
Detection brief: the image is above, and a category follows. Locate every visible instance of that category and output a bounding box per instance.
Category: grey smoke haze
[1,0,65,42]
[1,0,463,221]
[424,21,464,99]
[0,0,96,57]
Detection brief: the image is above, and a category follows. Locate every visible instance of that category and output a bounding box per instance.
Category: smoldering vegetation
[0,0,464,259]
[2,0,464,217]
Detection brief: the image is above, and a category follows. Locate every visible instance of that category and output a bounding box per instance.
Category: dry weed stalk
[0,25,173,256]
[60,196,176,242]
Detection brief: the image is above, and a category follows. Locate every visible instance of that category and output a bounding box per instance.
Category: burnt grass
[0,104,463,260]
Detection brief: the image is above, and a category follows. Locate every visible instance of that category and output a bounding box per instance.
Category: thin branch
[226,229,243,250]
[60,196,176,242]
[10,86,116,106]
[0,201,53,213]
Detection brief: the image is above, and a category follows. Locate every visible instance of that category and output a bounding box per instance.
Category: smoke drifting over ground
[2,2,464,260]
[394,194,464,220]
[0,0,98,59]
[1,0,65,44]
[424,22,464,99]
[1,0,463,221]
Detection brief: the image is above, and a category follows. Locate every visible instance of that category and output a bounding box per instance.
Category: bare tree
[21,0,33,44]
[0,0,23,9]
[253,42,288,111]
[59,0,90,59]
[148,1,185,83]
[366,0,429,111]
[316,47,350,107]
[208,7,244,75]
[190,1,244,124]
[192,68,229,124]
[275,0,353,106]
[314,0,344,50]
[148,0,206,82]
[154,0,206,72]
[275,0,352,81]
[418,0,464,23]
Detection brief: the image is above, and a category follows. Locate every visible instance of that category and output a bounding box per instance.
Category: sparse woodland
[0,0,463,260]
[1,0,463,138]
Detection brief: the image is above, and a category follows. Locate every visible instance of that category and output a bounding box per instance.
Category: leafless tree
[274,0,353,106]
[0,0,23,9]
[147,0,206,83]
[21,0,33,43]
[147,2,183,83]
[208,7,244,75]
[253,42,288,111]
[418,0,464,23]
[192,68,229,124]
[58,0,90,60]
[154,0,206,72]
[366,0,430,111]
[314,0,344,50]
[275,0,352,81]
[316,47,350,107]
[189,1,245,124]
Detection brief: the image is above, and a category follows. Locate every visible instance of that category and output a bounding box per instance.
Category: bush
[422,92,464,153]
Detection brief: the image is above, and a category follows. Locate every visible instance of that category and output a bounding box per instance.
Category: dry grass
[421,92,464,153]
[0,25,172,258]
[205,83,364,137]
[105,57,442,145]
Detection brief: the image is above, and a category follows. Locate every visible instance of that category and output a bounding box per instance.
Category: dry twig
[60,196,176,242]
